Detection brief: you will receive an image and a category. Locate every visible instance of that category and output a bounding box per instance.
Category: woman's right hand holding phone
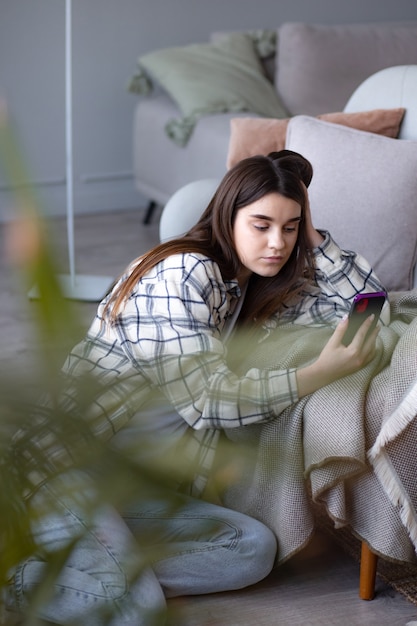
[296,314,380,399]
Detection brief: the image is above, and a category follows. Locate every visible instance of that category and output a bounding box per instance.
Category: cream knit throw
[224,290,417,566]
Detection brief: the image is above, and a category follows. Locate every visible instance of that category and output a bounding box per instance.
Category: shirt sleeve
[314,232,390,323]
[112,255,299,430]
[281,231,390,326]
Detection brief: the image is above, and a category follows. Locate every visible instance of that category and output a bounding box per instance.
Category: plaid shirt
[18,232,388,496]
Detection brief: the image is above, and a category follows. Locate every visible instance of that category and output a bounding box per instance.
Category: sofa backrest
[276,22,417,116]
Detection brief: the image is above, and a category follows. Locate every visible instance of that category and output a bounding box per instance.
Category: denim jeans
[5,473,277,625]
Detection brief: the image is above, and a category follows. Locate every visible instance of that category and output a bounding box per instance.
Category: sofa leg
[359,541,378,600]
[143,200,157,225]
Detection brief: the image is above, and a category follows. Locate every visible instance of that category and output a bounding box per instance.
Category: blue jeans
[5,473,277,625]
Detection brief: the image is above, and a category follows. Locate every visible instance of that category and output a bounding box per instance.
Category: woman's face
[233,192,302,286]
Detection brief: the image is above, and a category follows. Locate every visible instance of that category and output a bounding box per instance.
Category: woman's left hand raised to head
[303,187,324,248]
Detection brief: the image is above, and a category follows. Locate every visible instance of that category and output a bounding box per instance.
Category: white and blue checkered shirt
[19,232,388,496]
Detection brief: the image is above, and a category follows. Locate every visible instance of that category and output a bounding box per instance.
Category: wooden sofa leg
[359,541,378,600]
[143,200,157,225]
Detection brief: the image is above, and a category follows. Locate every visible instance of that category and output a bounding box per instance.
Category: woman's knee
[201,506,277,589]
[233,513,277,585]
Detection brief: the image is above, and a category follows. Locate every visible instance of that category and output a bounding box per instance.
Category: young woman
[7,150,388,625]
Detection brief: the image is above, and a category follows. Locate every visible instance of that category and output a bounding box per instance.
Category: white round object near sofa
[159,178,220,242]
[344,64,417,140]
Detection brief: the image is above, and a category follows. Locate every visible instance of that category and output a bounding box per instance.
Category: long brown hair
[105,150,315,325]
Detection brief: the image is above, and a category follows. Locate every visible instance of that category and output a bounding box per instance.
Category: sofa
[156,63,417,601]
[159,63,417,292]
[130,21,417,221]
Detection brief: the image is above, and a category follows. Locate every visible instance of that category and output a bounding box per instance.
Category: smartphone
[342,291,387,346]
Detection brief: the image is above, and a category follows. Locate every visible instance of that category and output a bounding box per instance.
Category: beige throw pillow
[226,108,405,168]
[285,115,417,292]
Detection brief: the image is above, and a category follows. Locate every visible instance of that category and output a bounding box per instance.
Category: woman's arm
[303,193,325,248]
[114,254,300,430]
[301,192,390,325]
[293,191,385,393]
[114,254,383,432]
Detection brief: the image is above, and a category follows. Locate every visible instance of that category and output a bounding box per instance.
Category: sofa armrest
[133,95,255,205]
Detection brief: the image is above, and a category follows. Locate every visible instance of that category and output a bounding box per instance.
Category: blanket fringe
[368,378,417,461]
[367,378,417,551]
[370,449,417,550]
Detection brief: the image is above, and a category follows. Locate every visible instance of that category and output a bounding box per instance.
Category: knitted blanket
[223,290,417,565]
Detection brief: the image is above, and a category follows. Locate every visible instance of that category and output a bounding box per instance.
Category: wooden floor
[2,206,417,626]
[0,206,162,376]
[168,540,417,626]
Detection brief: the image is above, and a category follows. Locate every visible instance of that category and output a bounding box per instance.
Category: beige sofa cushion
[276,22,417,116]
[285,115,417,292]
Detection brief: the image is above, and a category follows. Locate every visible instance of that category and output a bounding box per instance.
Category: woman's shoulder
[151,252,224,283]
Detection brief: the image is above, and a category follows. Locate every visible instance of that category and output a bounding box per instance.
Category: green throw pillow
[128,32,288,147]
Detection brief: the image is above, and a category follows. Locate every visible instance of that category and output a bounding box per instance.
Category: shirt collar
[224,277,242,298]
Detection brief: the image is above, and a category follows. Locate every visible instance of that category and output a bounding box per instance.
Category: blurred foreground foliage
[0,101,179,626]
[0,106,251,625]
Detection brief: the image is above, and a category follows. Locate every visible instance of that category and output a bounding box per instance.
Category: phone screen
[342,291,387,346]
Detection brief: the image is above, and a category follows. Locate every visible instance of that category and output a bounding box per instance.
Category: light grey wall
[1,0,417,221]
